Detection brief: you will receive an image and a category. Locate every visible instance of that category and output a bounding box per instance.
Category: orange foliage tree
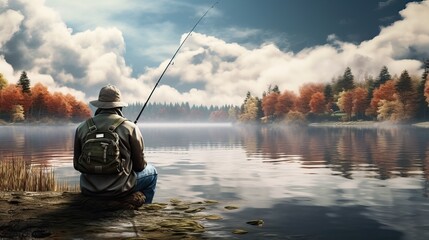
[309,92,326,114]
[275,90,297,117]
[0,82,91,122]
[262,92,279,118]
[47,92,73,119]
[30,83,50,119]
[0,84,23,114]
[367,80,397,118]
[337,90,353,120]
[296,83,324,114]
[352,87,368,119]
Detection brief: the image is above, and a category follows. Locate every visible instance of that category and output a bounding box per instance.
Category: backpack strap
[86,118,97,132]
[108,117,127,132]
[86,116,126,133]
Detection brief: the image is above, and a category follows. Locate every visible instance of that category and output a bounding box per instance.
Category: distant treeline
[121,102,239,122]
[0,71,239,123]
[4,59,429,125]
[0,71,92,123]
[238,60,429,124]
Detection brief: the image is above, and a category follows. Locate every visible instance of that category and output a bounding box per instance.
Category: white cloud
[0,0,428,108]
[0,9,23,47]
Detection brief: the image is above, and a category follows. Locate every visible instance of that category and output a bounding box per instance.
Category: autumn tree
[296,83,324,114]
[71,101,92,120]
[367,80,397,118]
[11,105,25,122]
[309,92,325,114]
[17,71,31,94]
[377,98,405,122]
[64,94,91,121]
[262,92,279,119]
[0,73,7,90]
[239,93,261,122]
[228,106,240,121]
[0,84,24,116]
[337,90,353,121]
[352,87,368,119]
[285,111,307,126]
[30,83,51,119]
[47,92,73,119]
[275,90,297,117]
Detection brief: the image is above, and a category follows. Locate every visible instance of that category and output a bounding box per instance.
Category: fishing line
[134,1,219,124]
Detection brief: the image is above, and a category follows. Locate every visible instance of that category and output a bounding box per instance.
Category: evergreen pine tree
[422,59,429,82]
[336,67,355,92]
[272,85,280,94]
[256,97,264,121]
[416,59,429,119]
[396,70,417,119]
[17,71,31,94]
[323,84,333,102]
[396,70,413,94]
[375,66,391,88]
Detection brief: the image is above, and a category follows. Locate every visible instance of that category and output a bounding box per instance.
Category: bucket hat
[90,84,128,109]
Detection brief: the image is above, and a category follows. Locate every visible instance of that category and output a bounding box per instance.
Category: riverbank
[309,121,429,128]
[309,121,380,128]
[0,191,239,239]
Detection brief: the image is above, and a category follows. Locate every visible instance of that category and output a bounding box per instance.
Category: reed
[0,157,79,192]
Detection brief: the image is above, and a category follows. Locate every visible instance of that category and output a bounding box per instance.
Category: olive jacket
[73,108,146,197]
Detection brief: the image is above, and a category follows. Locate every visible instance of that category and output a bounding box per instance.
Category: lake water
[1,123,429,239]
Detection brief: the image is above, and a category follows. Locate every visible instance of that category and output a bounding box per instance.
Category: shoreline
[0,191,233,239]
[310,121,429,128]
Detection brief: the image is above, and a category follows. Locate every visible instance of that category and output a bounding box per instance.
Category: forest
[2,59,429,124]
[0,71,236,123]
[0,71,91,123]
[122,103,237,122]
[238,59,429,124]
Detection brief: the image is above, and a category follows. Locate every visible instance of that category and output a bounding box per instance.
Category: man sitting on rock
[73,84,157,204]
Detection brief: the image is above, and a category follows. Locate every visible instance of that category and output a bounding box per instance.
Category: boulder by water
[0,191,222,239]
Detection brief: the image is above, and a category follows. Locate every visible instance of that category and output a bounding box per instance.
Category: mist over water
[1,123,428,239]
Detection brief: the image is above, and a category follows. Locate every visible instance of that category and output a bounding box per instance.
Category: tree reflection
[240,125,429,181]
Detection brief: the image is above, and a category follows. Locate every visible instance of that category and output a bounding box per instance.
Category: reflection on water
[1,124,429,239]
[241,126,429,180]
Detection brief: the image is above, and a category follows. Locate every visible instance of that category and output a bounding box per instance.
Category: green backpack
[77,117,126,175]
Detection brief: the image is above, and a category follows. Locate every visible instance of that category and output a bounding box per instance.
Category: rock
[204,214,223,220]
[232,229,248,234]
[184,207,205,213]
[0,191,224,239]
[224,205,239,210]
[246,219,264,226]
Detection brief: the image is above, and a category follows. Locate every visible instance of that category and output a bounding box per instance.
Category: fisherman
[73,84,157,203]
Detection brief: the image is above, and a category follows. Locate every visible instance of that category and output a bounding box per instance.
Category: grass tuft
[0,157,78,192]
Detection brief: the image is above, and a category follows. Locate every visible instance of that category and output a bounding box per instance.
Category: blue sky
[1,0,428,106]
[44,0,419,73]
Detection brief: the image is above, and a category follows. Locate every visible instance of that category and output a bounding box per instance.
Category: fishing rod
[134,1,219,124]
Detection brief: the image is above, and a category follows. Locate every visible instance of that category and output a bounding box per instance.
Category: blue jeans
[135,164,157,203]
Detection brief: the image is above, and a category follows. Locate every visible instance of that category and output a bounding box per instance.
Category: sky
[1,0,428,106]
